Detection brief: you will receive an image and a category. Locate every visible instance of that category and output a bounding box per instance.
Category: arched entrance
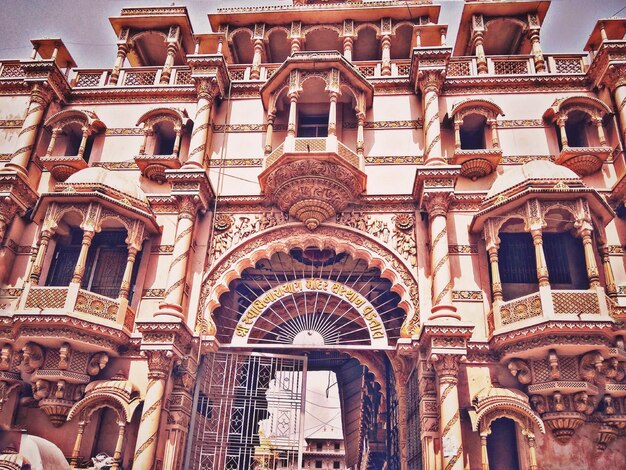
[186,226,418,469]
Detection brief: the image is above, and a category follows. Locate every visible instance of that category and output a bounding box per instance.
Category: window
[543,232,588,289]
[298,114,328,137]
[315,460,323,468]
[497,233,538,301]
[316,442,324,451]
[333,461,341,469]
[152,120,177,155]
[334,442,340,451]
[47,229,140,300]
[459,114,487,150]
[486,418,520,470]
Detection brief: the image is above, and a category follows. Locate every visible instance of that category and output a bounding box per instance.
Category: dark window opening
[315,461,323,469]
[153,121,176,155]
[63,126,82,157]
[460,114,487,150]
[564,111,590,148]
[497,232,538,301]
[334,442,340,451]
[334,461,341,469]
[316,442,324,451]
[487,418,520,470]
[298,114,328,137]
[83,135,95,163]
[543,232,588,289]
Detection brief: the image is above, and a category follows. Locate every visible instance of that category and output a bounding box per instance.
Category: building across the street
[1,0,626,469]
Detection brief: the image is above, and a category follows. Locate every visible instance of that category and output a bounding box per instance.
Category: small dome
[65,167,148,204]
[486,160,580,199]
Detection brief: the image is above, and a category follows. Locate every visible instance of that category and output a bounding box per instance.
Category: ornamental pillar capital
[431,353,463,379]
[423,191,453,218]
[417,69,445,95]
[143,349,174,380]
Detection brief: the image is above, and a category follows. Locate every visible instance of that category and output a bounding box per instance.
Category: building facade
[1,0,626,468]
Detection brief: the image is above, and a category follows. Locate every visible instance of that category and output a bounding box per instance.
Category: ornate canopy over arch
[472,386,545,434]
[544,95,613,121]
[450,98,504,121]
[44,109,106,132]
[198,224,420,339]
[136,107,191,129]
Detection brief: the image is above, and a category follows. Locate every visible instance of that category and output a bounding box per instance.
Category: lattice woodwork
[337,141,360,167]
[500,293,542,325]
[358,65,376,77]
[75,290,118,321]
[266,67,278,79]
[123,70,157,86]
[397,64,411,76]
[552,291,599,315]
[174,70,193,85]
[294,138,326,152]
[74,73,101,88]
[447,60,471,77]
[229,69,246,81]
[264,142,284,168]
[25,287,68,309]
[0,64,24,78]
[493,59,529,75]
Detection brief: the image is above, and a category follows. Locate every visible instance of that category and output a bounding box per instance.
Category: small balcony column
[286,92,299,149]
[530,228,550,287]
[576,223,600,288]
[488,118,500,149]
[110,43,130,86]
[30,43,39,60]
[71,229,95,285]
[45,128,61,157]
[599,245,618,298]
[5,84,52,175]
[265,111,276,156]
[183,80,216,169]
[526,433,539,470]
[453,119,462,150]
[528,30,546,73]
[29,229,53,284]
[356,112,365,160]
[418,71,446,165]
[77,127,90,161]
[69,420,88,466]
[557,116,569,148]
[328,91,338,139]
[160,42,179,84]
[111,421,126,470]
[139,129,152,155]
[594,116,607,146]
[480,431,490,470]
[171,126,182,156]
[343,36,354,62]
[290,38,301,55]
[440,28,447,46]
[381,34,392,76]
[488,246,503,303]
[251,39,264,80]
[415,29,421,47]
[600,21,608,42]
[473,32,488,75]
[118,246,139,300]
[216,36,223,54]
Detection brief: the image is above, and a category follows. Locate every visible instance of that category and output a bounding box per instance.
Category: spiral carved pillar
[156,196,198,321]
[418,70,446,165]
[183,80,216,169]
[424,192,459,321]
[432,354,464,470]
[4,84,52,175]
[133,350,172,470]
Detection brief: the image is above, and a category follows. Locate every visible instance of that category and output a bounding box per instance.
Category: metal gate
[185,351,307,469]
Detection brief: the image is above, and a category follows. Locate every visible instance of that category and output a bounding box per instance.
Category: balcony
[39,154,88,181]
[12,283,135,350]
[447,54,588,77]
[452,148,503,180]
[259,136,366,230]
[556,145,612,176]
[71,65,193,88]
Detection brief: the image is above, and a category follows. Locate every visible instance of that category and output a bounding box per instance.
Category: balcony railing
[72,66,193,88]
[447,54,588,77]
[0,60,24,79]
[16,283,135,331]
[264,137,360,169]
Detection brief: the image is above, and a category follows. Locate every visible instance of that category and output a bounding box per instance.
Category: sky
[0,0,625,68]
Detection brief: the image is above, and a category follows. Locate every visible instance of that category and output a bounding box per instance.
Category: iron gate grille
[185,351,307,469]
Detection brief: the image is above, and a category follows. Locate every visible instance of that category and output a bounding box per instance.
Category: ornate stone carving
[19,342,44,374]
[508,359,532,385]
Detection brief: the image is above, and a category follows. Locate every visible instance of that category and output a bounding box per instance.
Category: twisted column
[381,34,391,76]
[183,81,216,169]
[425,193,459,320]
[5,84,52,175]
[156,196,197,320]
[432,354,464,470]
[133,350,172,470]
[251,39,264,80]
[419,71,445,165]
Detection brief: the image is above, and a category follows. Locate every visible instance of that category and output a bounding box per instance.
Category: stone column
[76,127,90,161]
[424,193,459,320]
[599,245,617,298]
[488,118,500,149]
[327,91,338,138]
[4,84,52,175]
[557,116,569,148]
[251,39,264,80]
[118,247,139,300]
[286,92,299,149]
[133,350,172,470]
[419,71,445,165]
[343,36,354,62]
[526,432,538,470]
[161,41,180,85]
[264,111,276,156]
[156,197,197,320]
[480,431,490,470]
[69,420,88,466]
[183,80,216,169]
[381,34,392,76]
[356,111,365,161]
[612,80,626,142]
[71,230,95,285]
[576,222,600,288]
[290,38,301,55]
[528,29,546,73]
[29,229,53,284]
[171,126,182,156]
[110,43,130,86]
[111,421,126,470]
[473,32,488,75]
[432,354,464,470]
[139,129,152,155]
[594,116,608,146]
[453,119,461,150]
[530,228,549,287]
[45,128,61,157]
[486,229,503,303]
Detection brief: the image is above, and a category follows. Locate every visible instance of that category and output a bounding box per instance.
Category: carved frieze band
[0,120,24,128]
[452,291,483,302]
[448,245,477,254]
